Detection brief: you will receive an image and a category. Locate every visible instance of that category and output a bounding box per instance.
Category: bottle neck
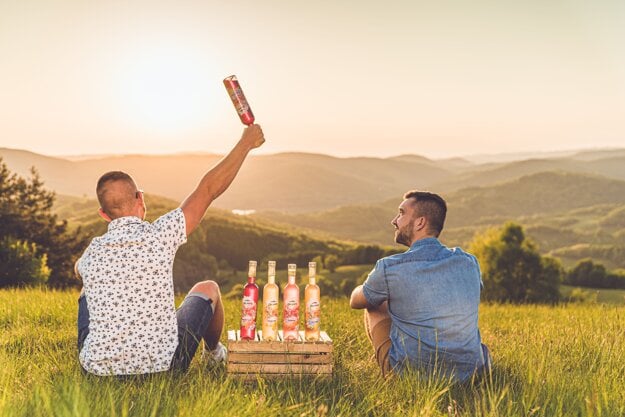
[309,277,316,285]
[287,275,296,285]
[247,276,256,284]
[268,275,275,284]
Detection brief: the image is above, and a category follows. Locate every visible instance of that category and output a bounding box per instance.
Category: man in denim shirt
[350,191,491,382]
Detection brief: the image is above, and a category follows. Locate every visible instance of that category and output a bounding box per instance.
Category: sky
[1,0,624,159]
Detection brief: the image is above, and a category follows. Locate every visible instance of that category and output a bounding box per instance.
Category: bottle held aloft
[240,260,259,340]
[305,262,321,341]
[223,75,255,125]
[283,263,300,341]
[262,260,279,341]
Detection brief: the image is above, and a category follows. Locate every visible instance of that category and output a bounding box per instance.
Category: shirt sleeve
[362,259,388,307]
[153,208,187,250]
[470,253,484,290]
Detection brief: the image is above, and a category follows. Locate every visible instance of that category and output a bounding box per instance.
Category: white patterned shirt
[77,208,187,375]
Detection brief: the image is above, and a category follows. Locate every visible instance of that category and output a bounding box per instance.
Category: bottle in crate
[282,263,300,341]
[305,262,321,341]
[262,260,279,341]
[240,260,259,340]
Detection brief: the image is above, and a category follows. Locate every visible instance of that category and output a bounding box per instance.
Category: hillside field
[2,289,625,417]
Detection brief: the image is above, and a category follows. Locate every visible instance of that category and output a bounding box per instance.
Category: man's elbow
[349,286,367,309]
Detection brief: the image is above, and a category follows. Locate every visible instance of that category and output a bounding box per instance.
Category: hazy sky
[1,0,624,158]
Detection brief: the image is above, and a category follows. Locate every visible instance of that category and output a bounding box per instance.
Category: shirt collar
[107,216,143,232]
[408,237,441,252]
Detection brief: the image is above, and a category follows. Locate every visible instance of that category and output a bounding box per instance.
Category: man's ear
[414,216,426,232]
[98,207,112,223]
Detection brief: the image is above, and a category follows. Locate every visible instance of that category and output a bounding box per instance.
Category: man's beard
[394,219,414,247]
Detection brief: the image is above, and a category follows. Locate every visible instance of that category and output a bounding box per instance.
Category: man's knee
[189,280,221,302]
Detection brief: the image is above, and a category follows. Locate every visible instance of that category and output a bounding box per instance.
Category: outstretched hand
[241,124,265,150]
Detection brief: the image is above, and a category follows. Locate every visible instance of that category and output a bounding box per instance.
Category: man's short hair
[403,190,447,237]
[96,171,138,219]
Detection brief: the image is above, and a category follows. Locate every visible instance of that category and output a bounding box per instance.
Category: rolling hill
[4,147,625,213]
[1,148,453,212]
[5,147,625,269]
[253,171,625,268]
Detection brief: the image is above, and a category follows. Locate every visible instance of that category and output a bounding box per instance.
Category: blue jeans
[78,293,214,374]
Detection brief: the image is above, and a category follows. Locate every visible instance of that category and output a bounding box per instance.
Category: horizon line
[2,145,625,163]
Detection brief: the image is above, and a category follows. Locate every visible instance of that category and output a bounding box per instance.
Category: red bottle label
[224,77,255,125]
[241,296,257,330]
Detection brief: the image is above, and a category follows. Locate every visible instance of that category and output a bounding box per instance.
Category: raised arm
[181,124,265,236]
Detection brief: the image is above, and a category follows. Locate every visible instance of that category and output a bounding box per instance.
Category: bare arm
[75,261,84,296]
[350,284,373,309]
[181,124,265,236]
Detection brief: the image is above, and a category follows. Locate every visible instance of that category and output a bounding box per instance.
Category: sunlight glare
[114,44,214,134]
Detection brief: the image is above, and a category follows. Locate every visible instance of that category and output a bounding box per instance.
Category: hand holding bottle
[240,124,265,150]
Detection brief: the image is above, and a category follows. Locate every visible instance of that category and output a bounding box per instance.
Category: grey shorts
[77,292,214,374]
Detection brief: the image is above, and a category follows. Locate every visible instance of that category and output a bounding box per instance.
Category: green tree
[469,222,562,303]
[565,259,625,289]
[325,254,339,273]
[0,159,87,287]
[0,238,51,287]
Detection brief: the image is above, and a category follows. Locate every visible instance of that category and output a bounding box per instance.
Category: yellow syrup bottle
[304,261,321,341]
[262,261,279,341]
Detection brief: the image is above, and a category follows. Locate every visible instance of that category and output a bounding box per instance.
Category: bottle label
[241,296,257,330]
[283,299,299,331]
[264,299,278,327]
[229,88,250,116]
[306,300,320,329]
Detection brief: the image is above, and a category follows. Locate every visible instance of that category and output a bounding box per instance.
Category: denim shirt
[363,237,485,382]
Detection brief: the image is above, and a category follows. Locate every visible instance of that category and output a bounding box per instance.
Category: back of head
[403,190,447,237]
[96,171,139,220]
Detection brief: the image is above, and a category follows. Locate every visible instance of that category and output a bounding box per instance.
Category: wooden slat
[319,331,332,342]
[227,330,237,342]
[229,373,332,381]
[227,363,333,374]
[227,340,333,353]
[228,352,331,364]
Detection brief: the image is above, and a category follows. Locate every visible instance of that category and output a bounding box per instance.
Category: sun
[113,44,215,134]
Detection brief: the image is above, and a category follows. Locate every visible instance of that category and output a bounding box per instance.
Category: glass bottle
[240,260,259,340]
[305,262,321,341]
[262,261,279,341]
[282,263,300,341]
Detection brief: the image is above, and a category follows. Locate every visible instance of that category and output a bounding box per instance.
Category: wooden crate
[226,330,333,378]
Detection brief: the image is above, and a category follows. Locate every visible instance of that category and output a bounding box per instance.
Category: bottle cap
[248,260,257,277]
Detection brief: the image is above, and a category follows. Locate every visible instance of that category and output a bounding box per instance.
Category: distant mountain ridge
[2,147,625,213]
[0,148,453,211]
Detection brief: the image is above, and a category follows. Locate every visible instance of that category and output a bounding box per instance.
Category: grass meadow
[1,288,625,417]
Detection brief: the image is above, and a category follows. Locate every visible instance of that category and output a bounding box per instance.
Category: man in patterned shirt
[76,124,265,376]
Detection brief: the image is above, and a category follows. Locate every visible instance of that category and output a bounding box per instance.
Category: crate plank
[227,363,333,374]
[228,352,331,364]
[227,340,333,353]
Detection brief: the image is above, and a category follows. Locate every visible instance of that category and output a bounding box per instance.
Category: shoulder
[448,246,480,267]
[152,208,186,230]
[154,208,184,223]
